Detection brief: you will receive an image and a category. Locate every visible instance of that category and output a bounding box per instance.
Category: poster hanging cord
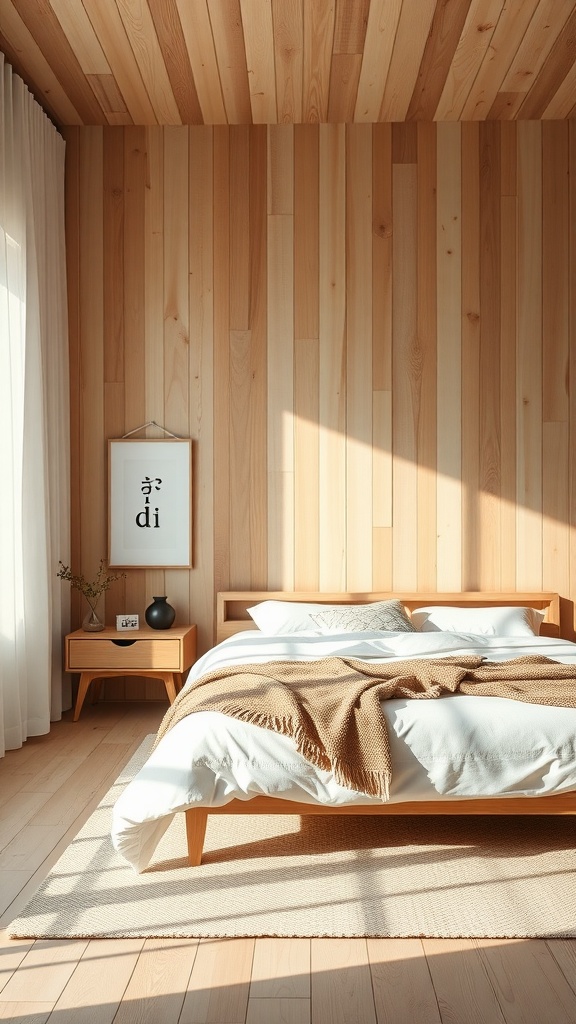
[121,420,182,439]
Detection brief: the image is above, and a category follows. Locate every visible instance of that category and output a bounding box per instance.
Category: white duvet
[111,630,576,871]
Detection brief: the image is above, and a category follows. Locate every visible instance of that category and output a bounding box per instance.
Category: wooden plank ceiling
[1,0,576,127]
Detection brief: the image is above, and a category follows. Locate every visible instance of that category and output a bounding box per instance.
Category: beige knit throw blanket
[154,655,576,800]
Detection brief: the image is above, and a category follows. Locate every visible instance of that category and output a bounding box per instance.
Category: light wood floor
[2,702,576,1024]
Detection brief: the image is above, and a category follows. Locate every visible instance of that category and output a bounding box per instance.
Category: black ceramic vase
[145,595,176,630]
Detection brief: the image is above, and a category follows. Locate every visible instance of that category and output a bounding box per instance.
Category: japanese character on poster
[108,439,192,568]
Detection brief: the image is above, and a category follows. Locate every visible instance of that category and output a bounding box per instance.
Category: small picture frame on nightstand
[116,614,139,632]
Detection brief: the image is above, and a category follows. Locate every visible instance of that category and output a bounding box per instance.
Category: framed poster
[108,439,192,567]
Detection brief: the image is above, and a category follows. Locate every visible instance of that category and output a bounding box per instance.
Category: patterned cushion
[309,600,416,634]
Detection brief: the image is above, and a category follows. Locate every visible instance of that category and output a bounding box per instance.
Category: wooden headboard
[216,591,561,645]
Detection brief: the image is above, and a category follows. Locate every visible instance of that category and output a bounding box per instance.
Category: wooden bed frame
[185,590,575,866]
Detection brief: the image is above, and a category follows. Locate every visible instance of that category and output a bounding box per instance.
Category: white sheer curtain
[0,54,71,756]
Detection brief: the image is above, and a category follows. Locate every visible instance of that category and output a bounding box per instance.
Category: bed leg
[185,807,209,866]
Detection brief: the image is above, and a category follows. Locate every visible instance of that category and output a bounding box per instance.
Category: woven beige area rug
[8,736,576,939]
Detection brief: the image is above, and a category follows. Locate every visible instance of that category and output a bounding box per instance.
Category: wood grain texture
[230,127,250,328]
[80,0,158,124]
[333,0,370,55]
[121,127,148,699]
[294,338,320,590]
[188,127,215,654]
[248,126,269,589]
[570,122,576,635]
[500,189,517,590]
[207,0,252,124]
[49,0,110,75]
[423,938,506,1023]
[346,125,373,590]
[354,0,402,123]
[273,0,303,125]
[65,121,576,670]
[416,121,437,591]
[163,127,191,629]
[391,161,418,590]
[62,127,82,628]
[516,121,543,591]
[311,939,377,1024]
[498,124,517,593]
[294,125,319,340]
[240,0,277,124]
[78,127,106,594]
[476,937,576,1024]
[518,5,576,120]
[379,0,437,122]
[371,123,392,392]
[460,0,540,120]
[302,0,335,123]
[500,0,575,97]
[328,52,362,124]
[144,127,164,433]
[88,73,130,121]
[212,126,231,597]
[368,938,442,1023]
[267,205,295,588]
[174,0,222,124]
[434,0,503,121]
[406,0,474,121]
[181,937,255,1022]
[5,1,576,128]
[318,124,346,591]
[478,119,501,590]
[0,0,82,125]
[149,0,202,125]
[115,0,181,124]
[11,0,105,123]
[163,126,190,436]
[543,421,570,599]
[543,53,576,120]
[435,121,462,591]
[542,121,569,423]
[461,121,481,590]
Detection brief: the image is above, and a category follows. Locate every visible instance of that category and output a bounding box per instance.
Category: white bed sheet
[111,630,576,871]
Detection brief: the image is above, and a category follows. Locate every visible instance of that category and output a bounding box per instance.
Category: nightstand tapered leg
[162,673,178,704]
[73,672,95,722]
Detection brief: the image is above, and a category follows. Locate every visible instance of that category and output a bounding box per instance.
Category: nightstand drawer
[67,638,181,671]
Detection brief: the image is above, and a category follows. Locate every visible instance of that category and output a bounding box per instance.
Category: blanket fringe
[218,706,391,801]
[331,758,391,802]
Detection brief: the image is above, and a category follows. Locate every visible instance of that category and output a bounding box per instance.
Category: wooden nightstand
[65,625,197,721]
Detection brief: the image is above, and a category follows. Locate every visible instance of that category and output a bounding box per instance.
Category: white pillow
[247,599,416,636]
[247,600,339,634]
[410,605,545,637]
[310,600,416,634]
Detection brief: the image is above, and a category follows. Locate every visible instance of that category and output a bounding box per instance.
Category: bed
[111,590,576,873]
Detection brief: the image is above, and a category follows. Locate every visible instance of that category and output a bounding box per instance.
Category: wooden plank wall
[63,120,576,695]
